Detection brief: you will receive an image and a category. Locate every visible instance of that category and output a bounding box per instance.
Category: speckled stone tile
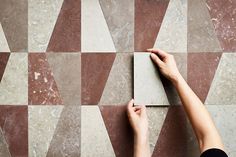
[47,105,80,157]
[0,0,27,52]
[47,0,81,52]
[46,53,81,105]
[29,105,63,157]
[134,52,169,106]
[206,53,236,105]
[99,53,132,105]
[0,53,28,105]
[81,0,116,52]
[154,0,187,52]
[0,128,11,157]
[28,53,63,105]
[135,0,169,51]
[28,0,63,52]
[99,0,134,52]
[0,105,28,157]
[206,0,236,51]
[188,0,222,52]
[0,23,10,52]
[81,106,115,157]
[206,105,236,157]
[0,53,10,82]
[81,53,115,105]
[188,53,222,103]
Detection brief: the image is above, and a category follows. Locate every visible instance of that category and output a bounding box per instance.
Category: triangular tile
[0,53,10,82]
[0,24,10,52]
[47,0,81,52]
[0,128,11,157]
[81,53,115,105]
[135,0,170,51]
[154,0,187,52]
[187,52,222,103]
[81,0,116,52]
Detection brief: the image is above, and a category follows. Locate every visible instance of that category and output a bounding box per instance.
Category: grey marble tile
[0,23,10,52]
[81,106,115,157]
[206,105,236,157]
[205,53,236,105]
[99,0,134,52]
[81,0,116,52]
[134,52,169,106]
[154,0,187,52]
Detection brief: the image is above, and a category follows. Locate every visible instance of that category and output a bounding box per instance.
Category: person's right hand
[148,48,182,84]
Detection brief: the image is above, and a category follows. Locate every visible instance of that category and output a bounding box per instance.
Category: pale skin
[127,49,225,157]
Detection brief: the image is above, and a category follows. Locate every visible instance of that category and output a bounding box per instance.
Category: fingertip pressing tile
[134,52,169,106]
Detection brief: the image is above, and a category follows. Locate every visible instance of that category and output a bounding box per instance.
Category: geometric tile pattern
[0,0,235,156]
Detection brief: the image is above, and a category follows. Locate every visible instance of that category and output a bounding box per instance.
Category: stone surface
[81,0,116,52]
[134,52,169,106]
[0,23,10,52]
[0,128,11,157]
[99,0,134,52]
[154,0,187,52]
[206,53,236,105]
[81,106,115,157]
[188,0,222,52]
[0,53,10,82]
[0,53,28,105]
[99,53,132,105]
[28,0,63,52]
[29,105,63,157]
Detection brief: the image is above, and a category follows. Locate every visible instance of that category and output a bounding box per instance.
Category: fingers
[147,48,168,59]
[150,53,163,66]
[140,105,147,117]
[127,99,135,116]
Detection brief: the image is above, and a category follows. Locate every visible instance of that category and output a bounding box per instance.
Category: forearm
[134,135,151,157]
[173,75,224,152]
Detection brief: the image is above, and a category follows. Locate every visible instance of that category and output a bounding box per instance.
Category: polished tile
[134,52,169,106]
[0,23,10,52]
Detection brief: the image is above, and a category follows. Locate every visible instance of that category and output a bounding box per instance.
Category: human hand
[148,48,182,84]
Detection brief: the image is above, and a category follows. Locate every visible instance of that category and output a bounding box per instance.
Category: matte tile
[206,0,236,51]
[99,0,134,52]
[0,128,11,157]
[134,52,169,106]
[99,105,133,157]
[206,105,236,156]
[152,106,200,157]
[205,53,236,105]
[188,0,222,52]
[0,53,28,105]
[99,53,132,105]
[187,53,222,103]
[81,0,116,52]
[154,0,187,52]
[0,0,27,52]
[135,0,169,51]
[47,105,80,157]
[0,53,10,82]
[28,53,63,105]
[29,105,63,157]
[81,53,115,105]
[0,105,28,157]
[28,0,63,52]
[81,106,115,157]
[47,0,81,52]
[0,23,10,52]
[46,53,81,105]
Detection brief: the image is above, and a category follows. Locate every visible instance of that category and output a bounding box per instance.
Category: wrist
[134,133,149,145]
[171,73,184,87]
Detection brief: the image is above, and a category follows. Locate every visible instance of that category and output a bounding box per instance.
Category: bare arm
[148,49,224,153]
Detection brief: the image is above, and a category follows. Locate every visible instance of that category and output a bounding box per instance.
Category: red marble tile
[28,53,63,105]
[0,53,10,82]
[187,53,222,103]
[81,53,115,105]
[0,105,28,157]
[47,0,81,52]
[135,0,169,51]
[206,0,236,51]
[99,105,133,157]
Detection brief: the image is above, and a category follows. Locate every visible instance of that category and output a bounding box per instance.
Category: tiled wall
[0,0,235,157]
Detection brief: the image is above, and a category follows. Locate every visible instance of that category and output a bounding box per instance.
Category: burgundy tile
[187,53,222,103]
[81,53,115,105]
[47,0,81,52]
[99,105,133,157]
[135,0,169,51]
[28,53,63,105]
[0,105,28,157]
[206,0,236,51]
[0,53,10,82]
